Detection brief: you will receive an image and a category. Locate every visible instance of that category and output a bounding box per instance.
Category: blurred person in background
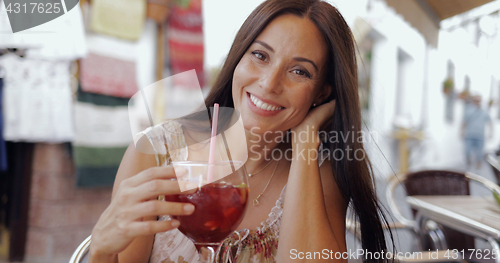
[461,94,493,169]
[88,0,393,262]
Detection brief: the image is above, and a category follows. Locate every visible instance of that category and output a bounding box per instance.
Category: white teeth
[256,100,263,108]
[250,94,283,111]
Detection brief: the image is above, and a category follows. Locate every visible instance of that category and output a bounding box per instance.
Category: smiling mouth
[248,93,284,111]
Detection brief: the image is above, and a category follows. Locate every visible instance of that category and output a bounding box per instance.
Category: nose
[258,66,283,94]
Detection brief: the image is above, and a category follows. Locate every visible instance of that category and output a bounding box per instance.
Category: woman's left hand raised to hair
[279,98,346,262]
[291,100,336,147]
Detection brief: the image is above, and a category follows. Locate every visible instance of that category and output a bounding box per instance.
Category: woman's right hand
[89,166,196,261]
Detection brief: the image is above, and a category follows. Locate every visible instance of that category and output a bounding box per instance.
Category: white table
[407,195,500,263]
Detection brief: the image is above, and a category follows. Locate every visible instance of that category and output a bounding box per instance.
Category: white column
[367,32,398,179]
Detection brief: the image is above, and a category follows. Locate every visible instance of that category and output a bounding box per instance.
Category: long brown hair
[205,0,393,260]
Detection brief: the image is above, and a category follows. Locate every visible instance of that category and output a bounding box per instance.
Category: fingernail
[171,220,180,228]
[184,204,195,213]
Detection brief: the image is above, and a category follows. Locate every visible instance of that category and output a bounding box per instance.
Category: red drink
[165,182,249,243]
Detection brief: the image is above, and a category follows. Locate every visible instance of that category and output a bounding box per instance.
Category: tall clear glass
[165,161,249,262]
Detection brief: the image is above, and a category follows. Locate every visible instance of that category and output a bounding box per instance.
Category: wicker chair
[486,153,500,184]
[387,170,500,253]
[405,170,472,250]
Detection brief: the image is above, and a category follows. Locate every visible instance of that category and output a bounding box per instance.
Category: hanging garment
[80,52,138,98]
[0,78,7,171]
[81,20,157,98]
[72,86,131,188]
[73,20,156,187]
[0,54,73,142]
[0,3,43,48]
[167,0,205,87]
[76,84,130,107]
[89,0,146,40]
[0,4,87,61]
[25,6,87,61]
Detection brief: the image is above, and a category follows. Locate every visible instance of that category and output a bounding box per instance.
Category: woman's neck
[244,129,285,172]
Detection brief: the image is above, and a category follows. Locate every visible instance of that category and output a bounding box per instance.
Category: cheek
[232,57,256,105]
[232,63,243,90]
[233,57,252,84]
[232,63,244,106]
[285,91,314,126]
[291,88,315,109]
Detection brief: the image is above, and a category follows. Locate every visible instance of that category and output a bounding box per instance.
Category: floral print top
[150,185,286,263]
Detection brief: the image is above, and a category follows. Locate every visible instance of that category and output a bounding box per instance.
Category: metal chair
[69,235,91,263]
[388,171,463,251]
[345,202,460,263]
[387,170,500,252]
[486,153,500,184]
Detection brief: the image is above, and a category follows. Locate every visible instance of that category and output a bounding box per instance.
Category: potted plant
[443,78,454,95]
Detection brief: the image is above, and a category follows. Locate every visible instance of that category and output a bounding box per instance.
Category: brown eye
[251,51,266,61]
[291,69,312,79]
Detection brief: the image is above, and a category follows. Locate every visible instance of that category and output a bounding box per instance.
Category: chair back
[404,170,474,251]
[404,170,470,196]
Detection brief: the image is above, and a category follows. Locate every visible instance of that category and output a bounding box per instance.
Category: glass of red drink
[165,161,249,262]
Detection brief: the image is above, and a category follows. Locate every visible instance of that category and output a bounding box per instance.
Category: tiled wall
[25,144,112,263]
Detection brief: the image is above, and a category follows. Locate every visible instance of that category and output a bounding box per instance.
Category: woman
[89,0,392,262]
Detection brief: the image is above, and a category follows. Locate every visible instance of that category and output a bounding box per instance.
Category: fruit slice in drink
[165,182,249,243]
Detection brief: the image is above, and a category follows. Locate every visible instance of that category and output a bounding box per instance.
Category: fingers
[316,99,336,118]
[126,220,182,237]
[129,200,195,220]
[318,100,336,129]
[124,166,186,187]
[132,179,198,201]
[305,99,336,130]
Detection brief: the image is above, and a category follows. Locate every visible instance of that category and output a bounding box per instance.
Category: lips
[248,93,284,111]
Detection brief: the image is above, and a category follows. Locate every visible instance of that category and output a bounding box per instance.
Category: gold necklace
[253,158,280,206]
[247,159,273,177]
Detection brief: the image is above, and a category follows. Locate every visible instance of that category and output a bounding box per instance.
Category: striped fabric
[89,0,146,40]
[74,20,156,187]
[76,85,130,107]
[80,52,138,98]
[167,0,205,87]
[73,86,131,188]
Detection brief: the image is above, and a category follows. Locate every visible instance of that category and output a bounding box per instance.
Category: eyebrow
[293,57,318,72]
[254,40,274,52]
[253,40,319,72]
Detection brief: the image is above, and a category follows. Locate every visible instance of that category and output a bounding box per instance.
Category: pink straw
[207,103,219,183]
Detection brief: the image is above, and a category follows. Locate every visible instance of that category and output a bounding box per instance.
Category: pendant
[253,194,262,206]
[248,173,252,177]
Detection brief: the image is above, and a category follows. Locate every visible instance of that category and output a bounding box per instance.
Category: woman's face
[232,14,329,133]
